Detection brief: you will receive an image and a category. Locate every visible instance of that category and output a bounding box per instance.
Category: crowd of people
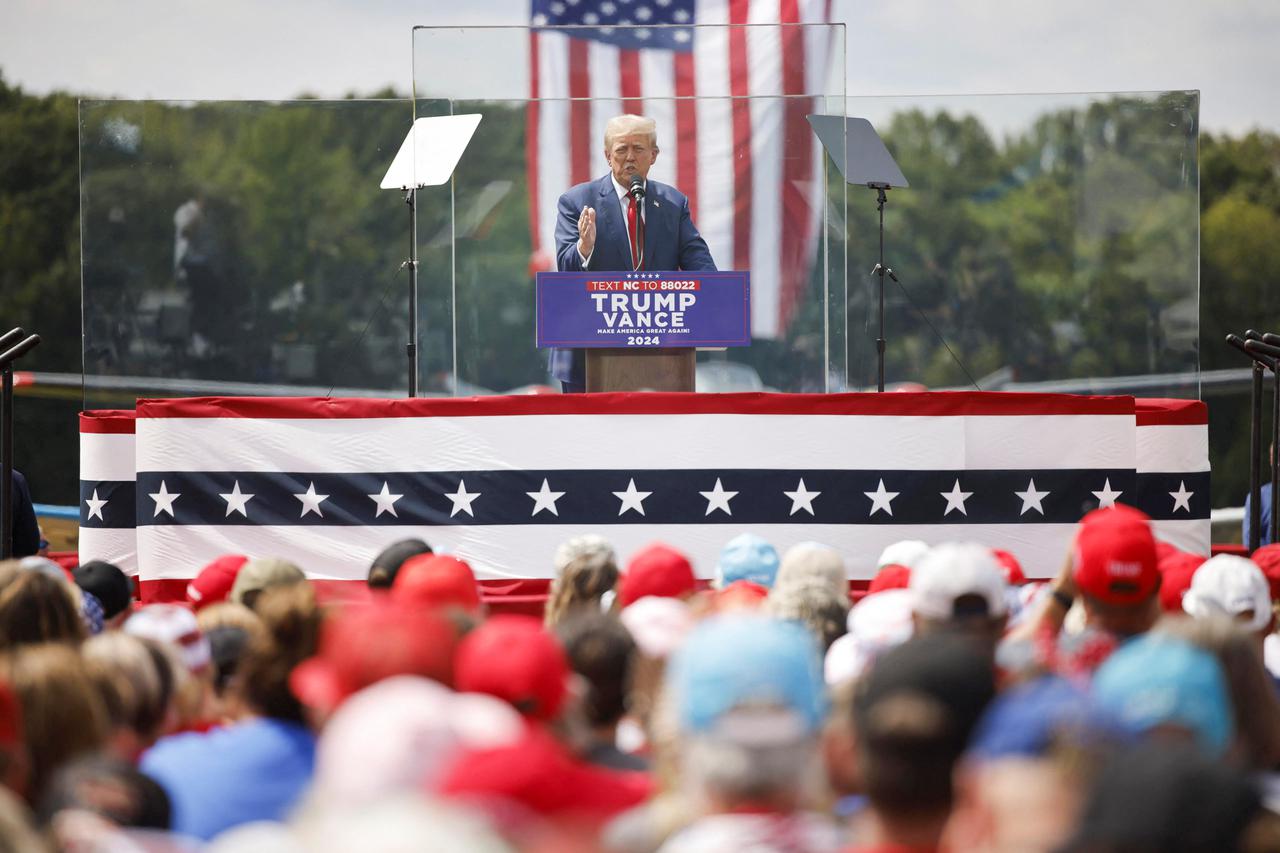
[1,505,1280,851]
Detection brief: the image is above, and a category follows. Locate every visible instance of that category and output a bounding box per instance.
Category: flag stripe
[569,37,592,185]
[674,51,698,220]
[528,31,544,256]
[729,1,753,274]
[779,3,813,329]
[619,50,642,112]
[134,413,1135,473]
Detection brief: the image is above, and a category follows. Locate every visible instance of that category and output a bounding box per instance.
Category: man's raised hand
[577,206,597,259]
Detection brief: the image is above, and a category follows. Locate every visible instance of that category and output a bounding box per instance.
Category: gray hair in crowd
[774,542,847,600]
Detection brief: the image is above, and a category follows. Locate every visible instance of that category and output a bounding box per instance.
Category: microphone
[1228,333,1276,369]
[628,174,645,201]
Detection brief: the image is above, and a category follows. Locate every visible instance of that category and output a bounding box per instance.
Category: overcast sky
[2,0,1277,135]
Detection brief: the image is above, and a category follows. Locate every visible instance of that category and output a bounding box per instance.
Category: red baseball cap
[439,723,652,822]
[1250,544,1280,601]
[868,563,912,594]
[393,554,482,615]
[708,579,769,612]
[1157,548,1207,613]
[186,554,248,611]
[618,543,697,608]
[454,615,571,721]
[1073,505,1160,605]
[290,599,457,713]
[991,549,1027,586]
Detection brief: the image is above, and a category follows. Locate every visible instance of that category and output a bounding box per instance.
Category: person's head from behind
[847,633,996,824]
[234,583,322,726]
[555,613,636,736]
[367,538,432,590]
[1091,632,1233,759]
[545,534,618,627]
[185,554,248,611]
[1058,743,1280,853]
[0,562,85,649]
[39,755,171,833]
[1072,504,1161,638]
[81,632,168,761]
[766,582,849,652]
[618,543,698,609]
[1182,554,1273,649]
[603,114,658,186]
[1157,614,1280,772]
[908,542,1009,655]
[196,601,267,721]
[668,614,827,814]
[714,533,780,590]
[290,599,457,722]
[72,560,133,629]
[775,541,847,601]
[454,615,572,724]
[230,557,307,611]
[0,644,109,804]
[392,554,483,621]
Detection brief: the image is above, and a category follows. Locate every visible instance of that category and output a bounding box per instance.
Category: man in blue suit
[551,114,716,392]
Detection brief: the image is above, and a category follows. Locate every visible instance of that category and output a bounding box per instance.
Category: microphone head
[628,174,645,197]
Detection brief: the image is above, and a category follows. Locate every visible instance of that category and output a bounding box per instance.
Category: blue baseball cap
[715,533,781,589]
[669,614,826,737]
[1091,634,1234,758]
[969,676,1130,761]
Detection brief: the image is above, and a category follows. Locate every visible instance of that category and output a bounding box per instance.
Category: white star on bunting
[149,481,180,518]
[445,479,482,518]
[784,478,820,516]
[699,478,738,516]
[527,479,566,517]
[1091,478,1123,508]
[219,481,254,518]
[864,479,899,517]
[368,482,403,518]
[1170,481,1194,513]
[85,489,108,522]
[613,478,652,516]
[940,479,973,516]
[1015,478,1050,516]
[294,482,329,518]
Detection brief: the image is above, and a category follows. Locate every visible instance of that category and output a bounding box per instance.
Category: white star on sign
[1170,480,1194,513]
[1091,478,1123,509]
[219,481,254,518]
[445,479,482,518]
[527,478,566,517]
[864,479,900,517]
[699,478,738,516]
[294,482,329,518]
[784,478,820,516]
[614,478,652,516]
[1015,478,1050,516]
[368,482,403,518]
[940,479,973,516]
[149,481,180,518]
[85,489,108,522]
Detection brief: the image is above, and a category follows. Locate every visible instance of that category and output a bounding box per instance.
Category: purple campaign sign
[536,270,751,348]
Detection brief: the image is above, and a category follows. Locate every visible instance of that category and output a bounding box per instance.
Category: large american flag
[77,394,1211,602]
[527,0,835,338]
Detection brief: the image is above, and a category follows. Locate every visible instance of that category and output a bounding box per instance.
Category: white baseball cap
[909,542,1008,620]
[877,539,931,570]
[1183,554,1272,633]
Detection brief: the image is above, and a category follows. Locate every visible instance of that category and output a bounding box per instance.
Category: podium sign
[536,271,751,349]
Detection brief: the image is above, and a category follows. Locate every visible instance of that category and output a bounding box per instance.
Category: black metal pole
[875,186,887,393]
[406,188,418,398]
[0,366,10,559]
[1250,361,1264,552]
[1272,362,1280,546]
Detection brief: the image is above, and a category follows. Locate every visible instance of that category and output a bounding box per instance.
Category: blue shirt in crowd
[1243,485,1274,548]
[141,717,316,841]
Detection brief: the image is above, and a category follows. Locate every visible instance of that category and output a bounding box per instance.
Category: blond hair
[604,114,658,151]
[545,535,619,628]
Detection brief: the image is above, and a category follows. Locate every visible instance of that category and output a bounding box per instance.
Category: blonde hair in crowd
[545,535,619,628]
[604,114,658,151]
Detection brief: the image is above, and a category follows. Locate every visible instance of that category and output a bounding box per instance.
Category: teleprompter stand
[807,116,909,392]
[381,114,482,397]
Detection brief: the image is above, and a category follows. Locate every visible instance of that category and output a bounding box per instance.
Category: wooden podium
[586,347,695,392]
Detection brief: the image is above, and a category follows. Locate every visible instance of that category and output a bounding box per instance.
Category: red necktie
[627,194,643,271]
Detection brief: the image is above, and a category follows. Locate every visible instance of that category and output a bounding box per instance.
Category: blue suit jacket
[550,174,716,384]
